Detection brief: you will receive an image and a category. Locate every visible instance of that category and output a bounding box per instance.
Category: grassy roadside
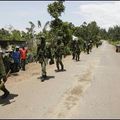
[108,40,120,46]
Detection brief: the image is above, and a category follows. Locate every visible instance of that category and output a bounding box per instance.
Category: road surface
[0,41,120,119]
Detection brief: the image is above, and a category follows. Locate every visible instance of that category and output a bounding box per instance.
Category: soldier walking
[0,50,10,99]
[36,35,47,82]
[75,41,81,61]
[54,37,65,72]
[86,42,90,54]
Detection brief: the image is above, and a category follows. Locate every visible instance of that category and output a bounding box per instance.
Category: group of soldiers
[36,35,65,82]
[0,34,102,99]
[36,35,96,82]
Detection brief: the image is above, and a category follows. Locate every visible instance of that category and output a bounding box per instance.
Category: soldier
[86,42,90,54]
[36,35,47,82]
[75,41,81,61]
[89,40,93,52]
[83,41,87,53]
[71,40,76,60]
[54,36,65,72]
[0,49,10,99]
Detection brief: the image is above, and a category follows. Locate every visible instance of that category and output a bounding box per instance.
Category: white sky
[0,1,119,31]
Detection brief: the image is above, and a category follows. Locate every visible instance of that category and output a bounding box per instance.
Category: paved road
[67,41,120,119]
[0,41,120,119]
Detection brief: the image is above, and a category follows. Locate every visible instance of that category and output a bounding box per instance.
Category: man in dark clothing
[0,52,10,99]
[12,46,20,72]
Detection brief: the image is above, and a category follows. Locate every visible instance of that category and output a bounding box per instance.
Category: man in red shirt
[19,46,27,71]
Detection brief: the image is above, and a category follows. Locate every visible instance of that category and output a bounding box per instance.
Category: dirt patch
[70,86,83,96]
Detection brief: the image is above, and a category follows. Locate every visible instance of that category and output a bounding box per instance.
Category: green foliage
[47,1,65,19]
[108,25,120,41]
[0,28,11,40]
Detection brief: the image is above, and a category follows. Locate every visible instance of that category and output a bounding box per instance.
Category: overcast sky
[0,1,119,31]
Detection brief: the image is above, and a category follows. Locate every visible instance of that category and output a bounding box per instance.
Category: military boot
[41,75,47,82]
[1,86,10,99]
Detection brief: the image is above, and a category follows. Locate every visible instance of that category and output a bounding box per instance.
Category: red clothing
[20,48,27,60]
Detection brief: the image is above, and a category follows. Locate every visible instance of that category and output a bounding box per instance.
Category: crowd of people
[0,34,102,99]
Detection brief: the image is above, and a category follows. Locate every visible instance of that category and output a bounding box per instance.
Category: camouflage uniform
[37,36,47,81]
[71,40,76,60]
[54,37,64,71]
[89,40,93,52]
[0,53,10,99]
[86,42,90,54]
[75,41,81,61]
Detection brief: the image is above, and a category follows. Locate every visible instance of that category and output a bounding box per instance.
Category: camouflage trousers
[56,57,64,70]
[40,60,47,76]
[0,79,4,90]
[0,78,8,93]
[75,52,80,61]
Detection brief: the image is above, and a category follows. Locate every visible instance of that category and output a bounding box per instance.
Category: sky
[0,1,120,32]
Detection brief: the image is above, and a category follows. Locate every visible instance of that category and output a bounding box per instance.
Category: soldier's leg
[72,52,75,59]
[78,53,80,61]
[87,48,89,54]
[0,82,10,99]
[56,58,60,70]
[75,53,77,61]
[59,58,64,70]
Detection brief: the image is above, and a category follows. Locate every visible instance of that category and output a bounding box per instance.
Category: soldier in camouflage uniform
[86,42,90,54]
[54,37,64,71]
[71,40,76,60]
[75,41,81,61]
[89,40,93,52]
[0,52,10,99]
[36,35,47,82]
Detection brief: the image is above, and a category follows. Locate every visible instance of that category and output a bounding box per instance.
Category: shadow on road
[37,76,55,81]
[0,93,18,106]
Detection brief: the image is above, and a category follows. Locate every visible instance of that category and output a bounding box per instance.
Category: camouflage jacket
[0,54,6,79]
[54,44,64,58]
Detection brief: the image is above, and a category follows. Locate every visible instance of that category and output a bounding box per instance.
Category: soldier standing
[0,50,10,99]
[89,40,93,52]
[54,37,65,72]
[71,40,76,60]
[75,41,81,61]
[36,35,47,82]
[86,42,90,54]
